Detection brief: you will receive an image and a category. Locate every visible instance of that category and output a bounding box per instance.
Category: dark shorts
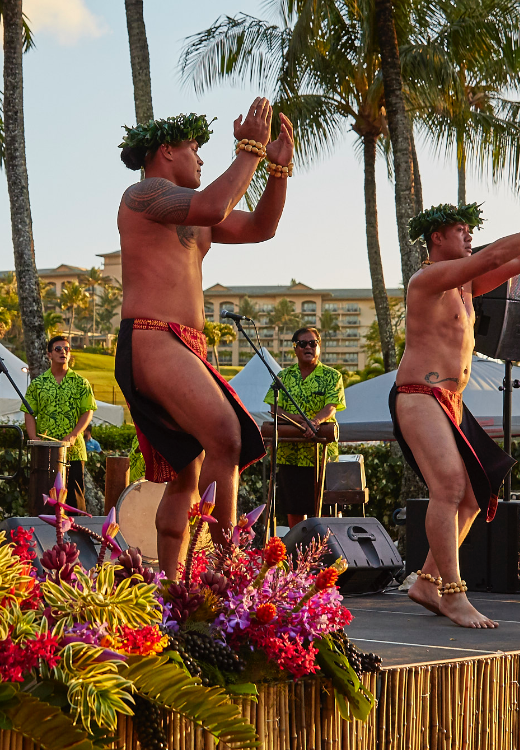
[277,464,315,516]
[115,318,266,483]
[67,460,85,510]
[389,383,515,522]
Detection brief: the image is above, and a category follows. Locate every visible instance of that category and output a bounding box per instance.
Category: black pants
[277,465,315,516]
[67,460,85,509]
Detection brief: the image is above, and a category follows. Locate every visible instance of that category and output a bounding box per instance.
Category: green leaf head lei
[408,202,484,244]
[119,113,216,170]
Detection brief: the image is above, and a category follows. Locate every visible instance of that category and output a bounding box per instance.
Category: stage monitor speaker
[405,498,520,593]
[0,516,128,574]
[474,274,520,360]
[283,516,403,594]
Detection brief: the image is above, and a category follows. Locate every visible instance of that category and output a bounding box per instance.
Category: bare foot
[439,594,499,628]
[408,577,442,615]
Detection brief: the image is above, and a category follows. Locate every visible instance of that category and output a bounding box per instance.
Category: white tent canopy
[229,348,281,426]
[0,342,123,426]
[337,355,520,442]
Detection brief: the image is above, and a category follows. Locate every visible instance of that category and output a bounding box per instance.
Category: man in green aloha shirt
[22,335,97,509]
[264,326,346,528]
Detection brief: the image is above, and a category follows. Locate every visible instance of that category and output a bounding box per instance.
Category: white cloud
[23,0,108,46]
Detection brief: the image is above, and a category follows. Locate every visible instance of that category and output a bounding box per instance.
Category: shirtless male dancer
[389,202,520,628]
[115,99,294,578]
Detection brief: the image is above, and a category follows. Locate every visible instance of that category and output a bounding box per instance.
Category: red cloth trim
[131,318,264,483]
[396,383,497,521]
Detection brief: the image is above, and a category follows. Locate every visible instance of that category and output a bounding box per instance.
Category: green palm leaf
[1,689,96,750]
[123,654,260,748]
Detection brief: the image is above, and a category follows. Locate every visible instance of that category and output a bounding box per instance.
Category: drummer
[22,335,97,509]
[263,327,346,528]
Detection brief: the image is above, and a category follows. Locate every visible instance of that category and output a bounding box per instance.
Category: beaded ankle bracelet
[416,570,442,586]
[235,139,267,158]
[439,580,468,595]
[266,161,293,177]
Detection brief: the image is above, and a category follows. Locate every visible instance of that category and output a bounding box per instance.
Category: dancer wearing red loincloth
[116,100,294,578]
[390,203,520,628]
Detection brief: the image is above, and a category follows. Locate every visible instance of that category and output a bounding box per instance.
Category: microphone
[220,309,253,322]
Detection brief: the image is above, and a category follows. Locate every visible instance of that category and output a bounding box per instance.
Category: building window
[345,329,360,338]
[302,314,316,325]
[204,301,214,321]
[219,350,232,363]
[343,353,358,364]
[220,301,234,314]
[301,301,316,312]
[344,316,360,325]
[323,303,338,312]
[344,304,361,312]
[345,341,358,348]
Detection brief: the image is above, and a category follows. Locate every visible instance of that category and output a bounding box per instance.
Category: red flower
[264,537,286,567]
[315,567,339,591]
[117,624,168,656]
[11,526,37,561]
[0,632,60,682]
[256,603,277,624]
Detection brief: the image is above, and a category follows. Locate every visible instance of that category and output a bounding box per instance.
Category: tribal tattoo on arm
[424,372,462,386]
[124,178,193,223]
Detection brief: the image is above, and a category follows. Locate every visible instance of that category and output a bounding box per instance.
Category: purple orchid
[231,504,266,546]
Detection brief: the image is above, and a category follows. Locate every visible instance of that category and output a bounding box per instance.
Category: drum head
[116,480,165,563]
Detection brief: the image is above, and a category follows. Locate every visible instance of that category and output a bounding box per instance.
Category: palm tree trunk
[410,129,423,215]
[364,134,397,373]
[92,289,96,340]
[68,306,74,340]
[457,129,466,204]
[213,344,220,372]
[3,0,47,378]
[124,0,153,124]
[375,0,421,295]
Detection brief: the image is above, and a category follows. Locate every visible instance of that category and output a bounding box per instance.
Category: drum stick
[277,413,307,433]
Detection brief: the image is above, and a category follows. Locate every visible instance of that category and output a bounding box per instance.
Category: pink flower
[39,514,73,534]
[232,504,266,545]
[102,507,123,559]
[43,493,91,517]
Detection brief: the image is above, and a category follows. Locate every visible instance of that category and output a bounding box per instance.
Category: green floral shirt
[129,435,146,484]
[264,363,346,466]
[21,369,97,462]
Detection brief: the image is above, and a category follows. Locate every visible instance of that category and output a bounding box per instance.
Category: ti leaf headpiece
[119,113,216,152]
[408,202,484,243]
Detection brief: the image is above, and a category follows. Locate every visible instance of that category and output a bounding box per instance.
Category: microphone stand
[499,359,520,502]
[229,317,316,544]
[0,357,34,415]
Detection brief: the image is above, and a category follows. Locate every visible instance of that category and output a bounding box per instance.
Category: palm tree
[60,282,88,340]
[180,2,399,371]
[2,0,47,377]
[404,0,520,203]
[238,296,259,320]
[318,309,339,358]
[203,321,236,372]
[97,284,123,335]
[268,299,301,366]
[374,0,421,291]
[124,0,153,124]
[78,267,112,342]
[43,310,64,338]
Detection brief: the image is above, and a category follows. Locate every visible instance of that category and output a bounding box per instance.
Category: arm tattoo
[425,372,461,386]
[124,178,193,223]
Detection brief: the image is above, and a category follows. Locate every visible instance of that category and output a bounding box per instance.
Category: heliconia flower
[43,493,92,517]
[199,481,216,518]
[264,537,287,567]
[315,567,339,591]
[232,504,266,546]
[256,602,277,624]
[102,507,119,540]
[39,514,72,533]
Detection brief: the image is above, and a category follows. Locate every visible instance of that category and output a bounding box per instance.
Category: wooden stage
[341,589,520,749]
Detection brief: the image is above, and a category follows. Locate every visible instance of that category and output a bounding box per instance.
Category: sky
[1,0,519,291]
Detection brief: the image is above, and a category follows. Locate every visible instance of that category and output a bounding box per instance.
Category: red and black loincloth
[389,383,515,522]
[115,318,266,483]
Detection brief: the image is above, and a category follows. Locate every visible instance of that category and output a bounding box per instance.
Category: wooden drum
[115,480,166,564]
[27,440,69,516]
[260,421,338,443]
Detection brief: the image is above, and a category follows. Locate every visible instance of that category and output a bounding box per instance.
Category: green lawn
[70,351,242,423]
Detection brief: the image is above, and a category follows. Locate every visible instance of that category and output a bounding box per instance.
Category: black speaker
[283,516,403,594]
[405,498,520,593]
[0,516,128,574]
[474,275,520,360]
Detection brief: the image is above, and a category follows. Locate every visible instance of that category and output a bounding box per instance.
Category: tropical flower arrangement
[0,475,380,750]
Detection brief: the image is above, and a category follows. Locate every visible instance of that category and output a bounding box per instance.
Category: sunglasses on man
[53,345,71,353]
[294,340,319,349]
